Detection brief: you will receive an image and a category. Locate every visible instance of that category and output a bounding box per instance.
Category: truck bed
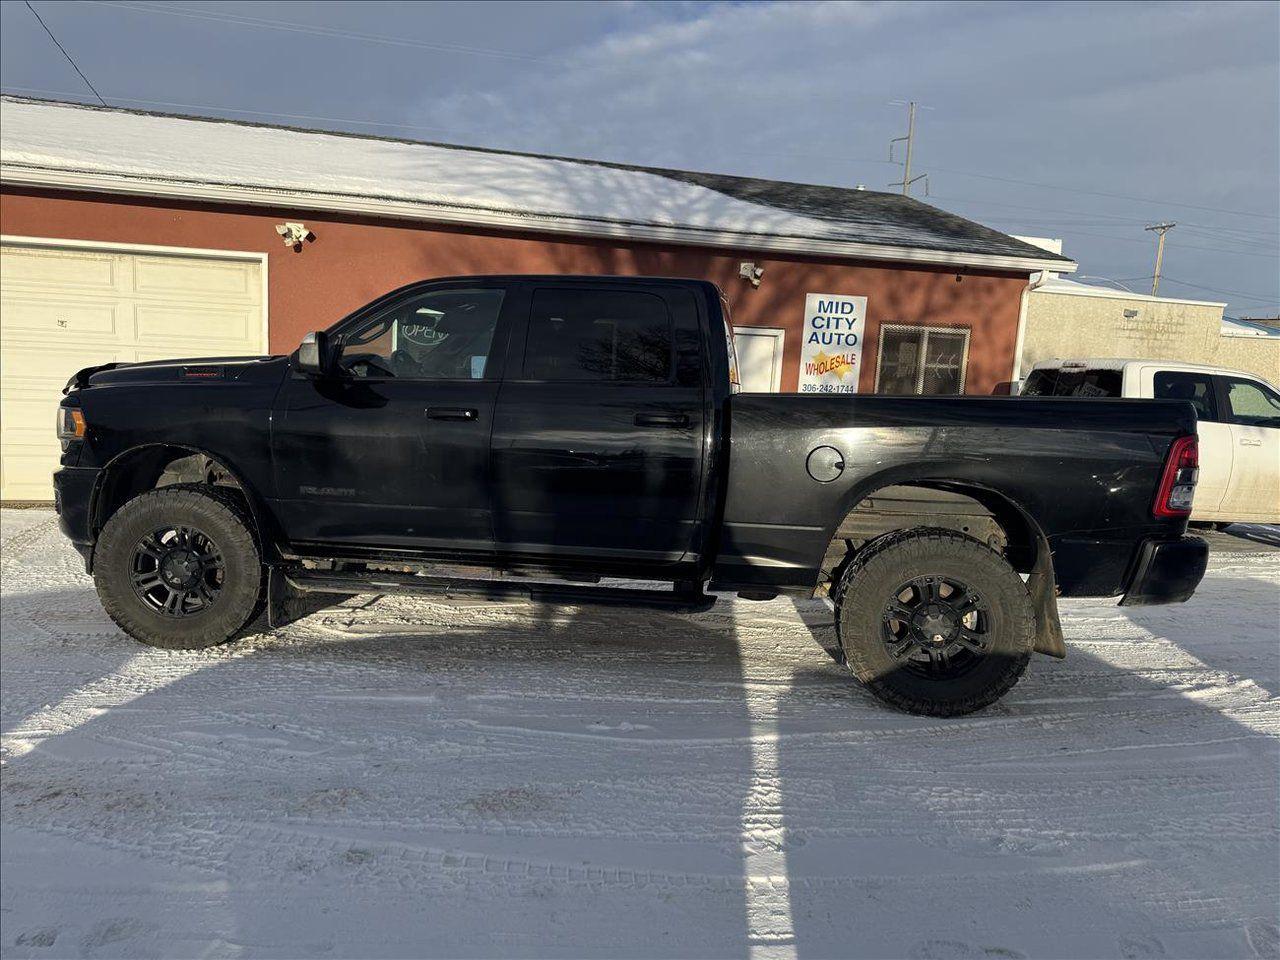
[715,394,1197,595]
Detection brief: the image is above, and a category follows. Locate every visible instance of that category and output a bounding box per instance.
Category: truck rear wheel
[833,528,1034,717]
[94,485,265,650]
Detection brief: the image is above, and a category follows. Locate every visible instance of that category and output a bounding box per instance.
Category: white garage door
[0,241,265,501]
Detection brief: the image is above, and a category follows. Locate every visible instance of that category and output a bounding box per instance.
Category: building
[0,96,1074,500]
[1222,316,1280,343]
[1019,271,1278,387]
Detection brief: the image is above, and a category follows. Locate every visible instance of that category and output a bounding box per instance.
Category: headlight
[57,406,86,442]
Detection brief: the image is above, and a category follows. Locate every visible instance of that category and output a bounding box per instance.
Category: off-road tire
[94,485,265,650]
[834,527,1034,717]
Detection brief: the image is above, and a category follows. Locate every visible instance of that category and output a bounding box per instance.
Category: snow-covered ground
[2,507,1277,959]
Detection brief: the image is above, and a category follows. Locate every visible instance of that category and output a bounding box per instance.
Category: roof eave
[1034,282,1224,308]
[0,164,1078,276]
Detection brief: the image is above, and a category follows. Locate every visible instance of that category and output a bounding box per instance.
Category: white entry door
[0,239,265,501]
[733,327,785,393]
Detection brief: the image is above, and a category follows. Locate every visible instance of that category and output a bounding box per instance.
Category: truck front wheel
[94,485,265,650]
[833,528,1035,717]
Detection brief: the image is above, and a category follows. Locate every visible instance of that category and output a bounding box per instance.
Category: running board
[280,568,718,613]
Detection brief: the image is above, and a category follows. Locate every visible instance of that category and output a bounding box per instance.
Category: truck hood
[65,356,288,393]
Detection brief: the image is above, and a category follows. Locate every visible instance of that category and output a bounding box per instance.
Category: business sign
[401,310,447,347]
[798,293,866,394]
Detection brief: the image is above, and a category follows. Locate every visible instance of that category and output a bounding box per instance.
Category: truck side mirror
[297,330,332,376]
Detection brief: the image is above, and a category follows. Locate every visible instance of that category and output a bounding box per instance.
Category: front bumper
[1118,535,1209,606]
[53,466,99,570]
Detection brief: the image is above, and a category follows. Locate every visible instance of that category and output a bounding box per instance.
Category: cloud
[3,0,1275,309]
[404,0,1277,307]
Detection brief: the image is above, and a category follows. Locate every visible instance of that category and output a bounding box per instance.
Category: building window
[874,324,970,395]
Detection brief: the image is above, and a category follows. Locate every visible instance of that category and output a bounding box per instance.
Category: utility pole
[1145,222,1176,295]
[889,101,927,196]
[900,101,916,195]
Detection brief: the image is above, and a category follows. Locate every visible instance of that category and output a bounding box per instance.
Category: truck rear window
[523,288,673,382]
[1022,368,1122,397]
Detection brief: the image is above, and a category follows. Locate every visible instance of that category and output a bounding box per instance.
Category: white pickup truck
[1022,359,1280,525]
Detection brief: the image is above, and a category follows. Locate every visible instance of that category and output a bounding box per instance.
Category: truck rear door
[489,282,707,565]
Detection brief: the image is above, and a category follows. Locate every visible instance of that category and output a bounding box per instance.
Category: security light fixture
[739,262,764,287]
[275,222,313,248]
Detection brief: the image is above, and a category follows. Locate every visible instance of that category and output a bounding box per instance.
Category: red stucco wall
[1,188,1029,393]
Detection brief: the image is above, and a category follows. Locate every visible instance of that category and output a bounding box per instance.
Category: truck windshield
[1022,367,1122,397]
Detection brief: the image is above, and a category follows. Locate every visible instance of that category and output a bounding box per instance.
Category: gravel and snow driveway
[2,507,1277,959]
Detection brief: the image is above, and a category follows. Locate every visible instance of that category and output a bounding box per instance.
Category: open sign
[400,316,447,347]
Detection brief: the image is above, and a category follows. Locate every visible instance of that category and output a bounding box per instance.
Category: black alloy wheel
[131,524,225,617]
[94,485,265,649]
[833,528,1035,716]
[881,574,991,679]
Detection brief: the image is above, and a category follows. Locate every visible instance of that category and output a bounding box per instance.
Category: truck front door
[490,283,708,566]
[271,282,512,553]
[1218,375,1280,522]
[1151,369,1231,520]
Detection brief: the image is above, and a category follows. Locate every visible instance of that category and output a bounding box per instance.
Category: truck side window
[1222,378,1280,428]
[1153,371,1219,422]
[338,288,504,380]
[523,289,672,382]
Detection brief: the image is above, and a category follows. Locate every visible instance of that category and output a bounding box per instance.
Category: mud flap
[267,566,358,629]
[1027,541,1067,660]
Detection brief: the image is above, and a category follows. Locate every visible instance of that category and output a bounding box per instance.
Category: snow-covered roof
[1222,317,1280,338]
[1033,276,1225,308]
[0,96,1075,274]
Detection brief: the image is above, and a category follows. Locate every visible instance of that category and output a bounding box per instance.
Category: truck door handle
[635,412,689,427]
[1239,438,1263,446]
[426,407,478,421]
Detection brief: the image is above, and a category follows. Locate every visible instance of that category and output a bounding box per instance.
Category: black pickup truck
[54,275,1209,715]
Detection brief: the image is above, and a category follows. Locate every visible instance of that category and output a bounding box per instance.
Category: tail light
[1153,434,1198,518]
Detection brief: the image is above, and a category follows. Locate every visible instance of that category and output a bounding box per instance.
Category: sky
[2,0,1277,317]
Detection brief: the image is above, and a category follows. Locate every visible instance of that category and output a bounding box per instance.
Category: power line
[1178,223,1280,248]
[921,193,1280,253]
[929,192,1280,246]
[1074,275,1137,293]
[3,85,1272,305]
[931,192,1155,224]
[38,1,1280,224]
[76,6,1280,223]
[86,0,550,64]
[6,85,1276,271]
[23,2,106,106]
[955,217,1280,260]
[1104,274,1278,306]
[1157,277,1279,304]
[923,164,1280,222]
